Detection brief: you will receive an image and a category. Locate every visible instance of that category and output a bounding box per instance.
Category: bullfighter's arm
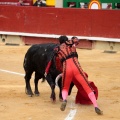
[44,46,59,77]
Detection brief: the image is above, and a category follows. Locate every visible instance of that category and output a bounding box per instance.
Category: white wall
[0,35,24,45]
[55,0,63,8]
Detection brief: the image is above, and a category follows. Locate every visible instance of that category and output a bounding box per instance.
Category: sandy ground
[0,45,120,120]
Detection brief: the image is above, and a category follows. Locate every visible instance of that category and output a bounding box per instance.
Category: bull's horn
[55,73,63,87]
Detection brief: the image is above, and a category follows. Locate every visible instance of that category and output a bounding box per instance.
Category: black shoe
[95,107,103,115]
[60,100,67,111]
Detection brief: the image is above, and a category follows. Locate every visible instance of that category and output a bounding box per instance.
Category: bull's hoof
[50,98,56,103]
[34,93,40,96]
[27,92,34,97]
[28,94,33,97]
[50,96,56,103]
[59,98,63,102]
[59,96,63,102]
[50,94,56,102]
[25,88,34,97]
[34,91,40,96]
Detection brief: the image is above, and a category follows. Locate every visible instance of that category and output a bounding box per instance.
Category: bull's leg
[68,82,74,95]
[46,74,56,102]
[50,84,56,102]
[57,80,74,101]
[34,72,40,96]
[57,79,63,101]
[59,87,63,101]
[24,71,34,97]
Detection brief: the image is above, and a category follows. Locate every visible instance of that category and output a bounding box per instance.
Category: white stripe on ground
[0,85,25,88]
[65,109,77,120]
[0,68,77,120]
[0,69,25,76]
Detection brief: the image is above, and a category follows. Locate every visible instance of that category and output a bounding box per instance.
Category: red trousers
[62,58,93,96]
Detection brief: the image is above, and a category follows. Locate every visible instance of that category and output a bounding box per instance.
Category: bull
[23,43,74,101]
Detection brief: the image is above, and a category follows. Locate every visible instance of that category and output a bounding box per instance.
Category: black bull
[23,43,74,101]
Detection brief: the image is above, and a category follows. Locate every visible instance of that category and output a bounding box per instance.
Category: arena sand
[0,45,120,120]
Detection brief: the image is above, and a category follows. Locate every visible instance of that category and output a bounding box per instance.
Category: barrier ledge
[0,31,120,42]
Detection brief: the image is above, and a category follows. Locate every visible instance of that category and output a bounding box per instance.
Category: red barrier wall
[0,6,120,39]
[23,37,59,45]
[0,0,17,1]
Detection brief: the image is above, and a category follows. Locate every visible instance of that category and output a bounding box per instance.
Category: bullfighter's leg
[24,71,34,97]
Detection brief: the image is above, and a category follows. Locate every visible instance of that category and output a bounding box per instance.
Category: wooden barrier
[0,6,120,39]
[0,6,120,50]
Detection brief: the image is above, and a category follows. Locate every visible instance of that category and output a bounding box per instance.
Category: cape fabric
[75,81,98,104]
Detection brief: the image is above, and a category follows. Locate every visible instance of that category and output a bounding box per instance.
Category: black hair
[58,35,68,44]
[71,36,78,40]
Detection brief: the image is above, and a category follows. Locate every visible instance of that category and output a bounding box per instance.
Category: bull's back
[23,43,58,72]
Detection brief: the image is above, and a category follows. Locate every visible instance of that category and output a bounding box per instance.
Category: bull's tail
[23,52,28,68]
[23,53,30,70]
[55,73,63,86]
